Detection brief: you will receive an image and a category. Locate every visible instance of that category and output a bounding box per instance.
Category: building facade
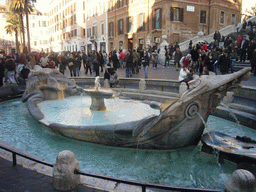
[47,0,241,53]
[107,0,242,51]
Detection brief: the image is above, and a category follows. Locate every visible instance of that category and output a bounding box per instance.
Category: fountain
[21,66,252,150]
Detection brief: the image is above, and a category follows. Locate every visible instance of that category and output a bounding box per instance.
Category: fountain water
[21,67,252,150]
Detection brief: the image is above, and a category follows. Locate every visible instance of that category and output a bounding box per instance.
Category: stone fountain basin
[23,67,252,150]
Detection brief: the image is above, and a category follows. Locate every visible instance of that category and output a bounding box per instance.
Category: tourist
[164,48,171,68]
[178,65,189,81]
[85,53,92,75]
[132,49,140,73]
[240,35,249,62]
[93,52,100,77]
[82,52,87,72]
[218,49,231,75]
[119,49,126,68]
[111,50,119,70]
[190,46,199,70]
[4,57,17,84]
[180,68,195,90]
[203,52,214,73]
[0,55,5,87]
[99,51,104,72]
[230,49,238,73]
[58,55,66,75]
[40,54,49,68]
[74,52,81,76]
[201,66,209,76]
[141,51,150,78]
[251,48,256,76]
[104,63,119,87]
[125,49,134,77]
[152,54,158,69]
[18,65,30,85]
[67,53,75,77]
[174,47,182,71]
[180,54,192,68]
[29,54,36,70]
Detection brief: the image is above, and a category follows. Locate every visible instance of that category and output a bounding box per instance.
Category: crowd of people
[1,21,256,88]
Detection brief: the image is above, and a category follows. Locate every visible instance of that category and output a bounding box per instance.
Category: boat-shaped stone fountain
[22,66,251,150]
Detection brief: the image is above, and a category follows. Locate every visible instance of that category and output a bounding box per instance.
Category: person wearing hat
[218,49,231,75]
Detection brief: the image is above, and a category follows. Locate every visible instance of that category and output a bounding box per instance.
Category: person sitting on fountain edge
[180,68,195,90]
[104,63,119,87]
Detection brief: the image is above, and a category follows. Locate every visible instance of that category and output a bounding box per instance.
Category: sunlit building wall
[83,0,108,54]
[107,0,242,51]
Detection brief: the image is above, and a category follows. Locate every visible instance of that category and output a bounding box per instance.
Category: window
[34,41,37,46]
[101,22,104,35]
[137,13,145,32]
[87,28,91,38]
[200,11,206,24]
[170,7,184,22]
[42,21,46,27]
[32,23,35,28]
[231,14,235,25]
[109,22,114,37]
[220,11,224,24]
[126,16,132,33]
[92,26,97,36]
[118,19,124,34]
[38,21,41,27]
[119,41,123,50]
[83,28,86,36]
[153,8,162,29]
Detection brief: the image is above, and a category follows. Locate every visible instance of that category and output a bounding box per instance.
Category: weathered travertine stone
[222,91,234,104]
[104,79,110,88]
[139,79,146,92]
[53,150,80,190]
[225,169,256,192]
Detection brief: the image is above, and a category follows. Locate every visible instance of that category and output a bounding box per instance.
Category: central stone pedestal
[83,89,114,111]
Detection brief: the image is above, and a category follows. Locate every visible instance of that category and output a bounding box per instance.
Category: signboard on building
[187,6,195,12]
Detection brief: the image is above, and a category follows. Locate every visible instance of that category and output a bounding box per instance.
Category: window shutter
[143,13,145,31]
[159,8,162,28]
[180,8,184,22]
[126,17,129,33]
[152,10,155,29]
[170,7,173,21]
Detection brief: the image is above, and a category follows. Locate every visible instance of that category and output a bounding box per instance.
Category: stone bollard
[225,169,256,192]
[222,91,234,104]
[139,79,146,92]
[53,150,80,190]
[104,79,110,88]
[179,82,187,97]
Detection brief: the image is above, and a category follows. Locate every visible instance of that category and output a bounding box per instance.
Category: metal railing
[0,142,224,192]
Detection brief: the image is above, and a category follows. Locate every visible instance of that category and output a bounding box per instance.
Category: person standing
[174,47,182,71]
[93,52,100,77]
[85,53,92,75]
[125,50,134,77]
[111,50,119,70]
[251,48,256,76]
[190,46,199,70]
[67,53,75,77]
[119,49,125,68]
[240,36,249,62]
[0,55,5,87]
[141,52,150,78]
[218,49,231,75]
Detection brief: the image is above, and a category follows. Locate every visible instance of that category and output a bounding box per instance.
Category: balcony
[89,35,97,42]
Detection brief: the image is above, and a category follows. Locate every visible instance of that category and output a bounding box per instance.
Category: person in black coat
[0,56,5,87]
[240,36,249,62]
[251,48,256,76]
[218,49,231,75]
[111,50,119,70]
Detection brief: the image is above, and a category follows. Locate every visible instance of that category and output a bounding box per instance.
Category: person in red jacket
[119,49,126,68]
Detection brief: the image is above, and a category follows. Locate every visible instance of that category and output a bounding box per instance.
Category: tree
[8,0,33,53]
[243,4,256,21]
[5,13,20,54]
